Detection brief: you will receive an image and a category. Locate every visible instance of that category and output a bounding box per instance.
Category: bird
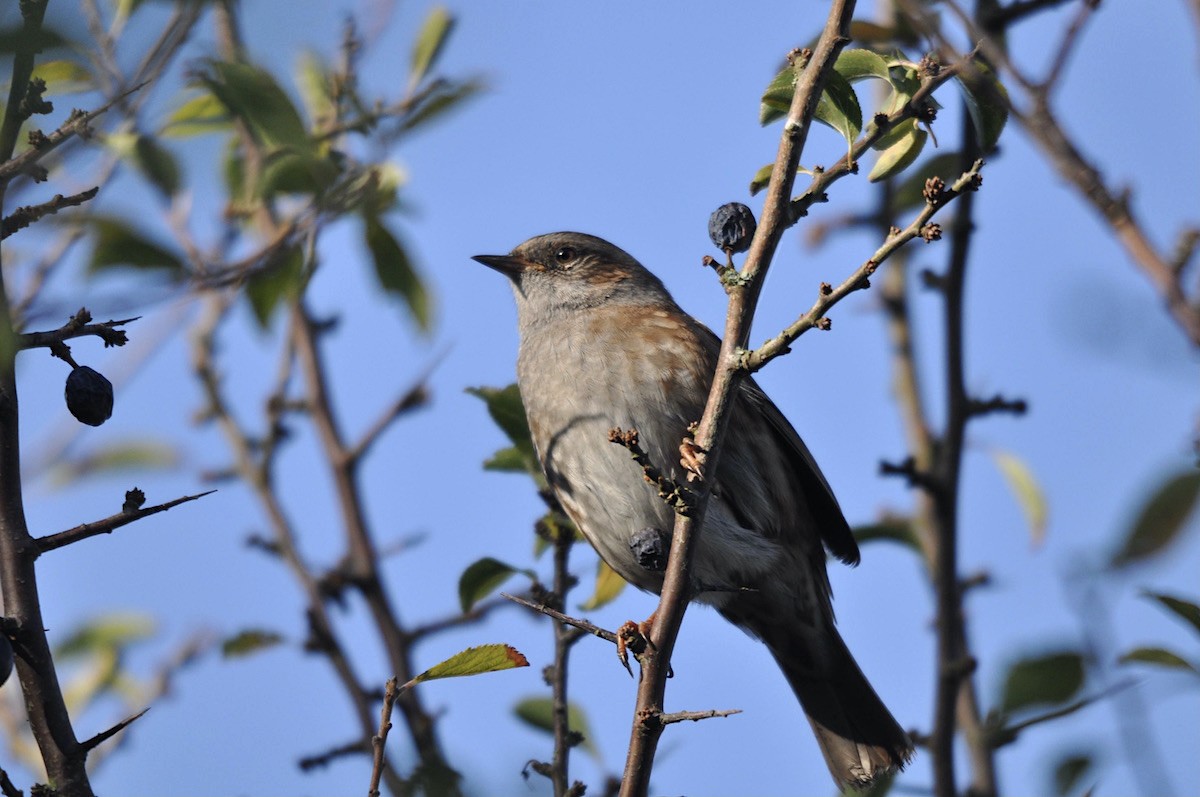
[474,231,912,789]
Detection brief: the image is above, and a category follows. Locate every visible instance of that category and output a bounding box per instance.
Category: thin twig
[659,708,742,725]
[0,766,21,797]
[299,738,370,771]
[35,490,215,554]
[1041,0,1100,93]
[78,708,149,753]
[18,307,136,350]
[367,677,400,797]
[501,593,619,645]
[1,187,99,239]
[0,82,148,186]
[746,161,983,372]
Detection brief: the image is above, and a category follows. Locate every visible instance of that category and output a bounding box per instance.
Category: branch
[1,187,98,239]
[0,82,148,186]
[659,708,742,725]
[298,738,369,771]
[607,427,695,515]
[19,307,137,351]
[746,162,983,372]
[898,0,1200,347]
[367,677,400,797]
[347,351,445,465]
[35,489,214,555]
[0,766,21,797]
[78,708,149,754]
[619,5,859,796]
[501,593,619,646]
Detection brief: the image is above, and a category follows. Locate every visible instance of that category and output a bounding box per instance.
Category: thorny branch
[1,187,98,239]
[35,490,215,554]
[618,4,861,796]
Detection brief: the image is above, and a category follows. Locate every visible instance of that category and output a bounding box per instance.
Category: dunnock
[475,232,912,788]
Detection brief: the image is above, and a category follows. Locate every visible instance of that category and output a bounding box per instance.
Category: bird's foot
[680,437,706,482]
[616,611,658,676]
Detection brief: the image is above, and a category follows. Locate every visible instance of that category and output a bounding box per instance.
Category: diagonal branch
[618,4,859,796]
[35,490,215,555]
[19,307,137,351]
[0,82,148,186]
[78,708,149,754]
[1,187,98,240]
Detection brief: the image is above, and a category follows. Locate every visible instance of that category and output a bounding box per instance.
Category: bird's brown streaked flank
[474,232,913,789]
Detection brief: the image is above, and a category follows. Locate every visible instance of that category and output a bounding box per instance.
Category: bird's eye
[554,247,577,264]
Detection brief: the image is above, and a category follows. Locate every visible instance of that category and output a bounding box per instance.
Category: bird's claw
[680,437,706,482]
[616,613,658,676]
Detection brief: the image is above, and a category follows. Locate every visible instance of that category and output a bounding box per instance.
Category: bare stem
[618,4,859,795]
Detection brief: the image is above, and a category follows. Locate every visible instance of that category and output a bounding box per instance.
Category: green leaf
[221,629,284,659]
[1000,651,1085,714]
[410,644,529,686]
[514,696,600,759]
[1111,470,1200,567]
[88,218,185,276]
[162,91,230,138]
[56,614,155,658]
[992,450,1048,547]
[814,69,862,146]
[578,560,626,611]
[258,149,339,197]
[245,246,304,328]
[458,557,531,613]
[1118,646,1199,674]
[760,65,797,126]
[31,59,92,94]
[1142,591,1200,639]
[401,78,485,133]
[869,122,928,182]
[956,61,1009,154]
[853,517,920,551]
[363,214,432,331]
[200,60,311,152]
[482,446,530,473]
[133,135,181,197]
[749,163,774,196]
[466,385,539,474]
[834,48,891,82]
[891,152,963,211]
[410,6,456,89]
[1054,753,1092,797]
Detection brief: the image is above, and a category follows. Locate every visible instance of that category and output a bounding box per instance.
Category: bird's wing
[737,378,861,566]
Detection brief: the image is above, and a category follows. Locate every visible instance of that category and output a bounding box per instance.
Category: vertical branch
[0,3,94,795]
[548,527,576,797]
[618,3,858,795]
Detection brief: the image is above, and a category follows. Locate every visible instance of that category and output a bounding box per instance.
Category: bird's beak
[472,253,529,276]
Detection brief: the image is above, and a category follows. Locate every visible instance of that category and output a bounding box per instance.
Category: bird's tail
[766,627,913,791]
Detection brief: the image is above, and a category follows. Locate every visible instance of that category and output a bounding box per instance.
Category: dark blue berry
[65,366,113,426]
[708,202,757,254]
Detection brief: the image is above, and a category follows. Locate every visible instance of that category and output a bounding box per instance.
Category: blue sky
[4,1,1198,796]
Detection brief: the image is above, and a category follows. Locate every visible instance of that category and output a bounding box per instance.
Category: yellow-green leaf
[245,245,304,329]
[222,629,284,658]
[410,6,455,89]
[56,614,155,658]
[578,560,626,611]
[162,91,230,138]
[992,450,1048,547]
[854,517,920,552]
[868,123,927,182]
[834,48,890,82]
[31,59,92,94]
[410,644,529,686]
[1118,646,1199,675]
